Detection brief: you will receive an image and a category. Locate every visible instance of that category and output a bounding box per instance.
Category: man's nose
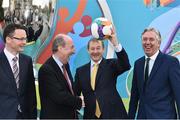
[93,48,99,53]
[22,40,27,45]
[146,39,151,44]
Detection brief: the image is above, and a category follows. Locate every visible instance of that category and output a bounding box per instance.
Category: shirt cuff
[114,43,122,52]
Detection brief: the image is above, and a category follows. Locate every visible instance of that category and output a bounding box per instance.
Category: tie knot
[94,64,99,68]
[146,57,150,62]
[62,64,66,69]
[12,57,18,62]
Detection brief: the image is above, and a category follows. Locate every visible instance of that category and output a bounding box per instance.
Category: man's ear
[6,37,11,43]
[87,50,90,54]
[87,48,90,54]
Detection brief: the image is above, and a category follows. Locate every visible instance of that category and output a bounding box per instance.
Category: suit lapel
[50,57,73,94]
[87,62,93,90]
[83,62,93,91]
[64,63,74,88]
[95,59,104,90]
[147,52,163,84]
[18,54,26,91]
[139,57,146,91]
[0,52,17,90]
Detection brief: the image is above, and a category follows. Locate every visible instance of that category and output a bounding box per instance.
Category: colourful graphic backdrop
[0,0,179,111]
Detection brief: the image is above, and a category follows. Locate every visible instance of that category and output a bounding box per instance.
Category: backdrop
[0,0,179,111]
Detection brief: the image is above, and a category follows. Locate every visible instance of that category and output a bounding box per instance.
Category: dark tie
[144,57,150,82]
[62,65,74,95]
[12,57,19,88]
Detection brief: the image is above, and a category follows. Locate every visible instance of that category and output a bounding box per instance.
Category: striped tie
[12,57,22,112]
[12,57,19,88]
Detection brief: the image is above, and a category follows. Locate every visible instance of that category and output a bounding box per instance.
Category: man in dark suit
[0,23,37,118]
[74,28,131,119]
[38,34,84,119]
[128,28,180,119]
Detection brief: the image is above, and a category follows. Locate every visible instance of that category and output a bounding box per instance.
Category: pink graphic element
[80,15,92,37]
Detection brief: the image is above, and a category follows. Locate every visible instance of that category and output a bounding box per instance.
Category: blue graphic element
[148,5,180,53]
[0,34,4,52]
[68,22,91,76]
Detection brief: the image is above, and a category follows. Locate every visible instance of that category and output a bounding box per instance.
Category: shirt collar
[90,58,102,67]
[4,48,19,62]
[145,50,159,61]
[52,54,63,68]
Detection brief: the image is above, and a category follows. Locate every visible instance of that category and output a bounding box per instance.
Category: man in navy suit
[128,28,180,119]
[38,34,84,119]
[0,24,37,118]
[74,27,131,119]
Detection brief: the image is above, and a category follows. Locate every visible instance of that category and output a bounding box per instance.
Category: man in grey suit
[128,28,180,119]
[0,23,37,118]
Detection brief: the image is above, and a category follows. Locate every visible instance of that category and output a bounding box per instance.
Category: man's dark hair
[3,23,27,43]
[87,38,104,49]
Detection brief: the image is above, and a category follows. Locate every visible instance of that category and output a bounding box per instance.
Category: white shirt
[145,50,159,76]
[52,55,64,73]
[4,48,19,71]
[90,58,102,74]
[114,43,122,52]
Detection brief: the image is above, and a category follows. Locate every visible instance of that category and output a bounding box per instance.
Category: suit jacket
[38,56,82,119]
[0,51,37,118]
[129,51,180,119]
[74,49,131,119]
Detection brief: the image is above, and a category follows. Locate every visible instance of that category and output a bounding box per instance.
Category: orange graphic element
[144,0,174,6]
[160,0,174,6]
[37,0,87,64]
[173,51,180,56]
[144,0,151,6]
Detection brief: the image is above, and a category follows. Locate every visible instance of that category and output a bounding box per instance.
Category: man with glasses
[0,23,37,118]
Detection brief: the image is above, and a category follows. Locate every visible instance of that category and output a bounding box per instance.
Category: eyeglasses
[9,36,27,41]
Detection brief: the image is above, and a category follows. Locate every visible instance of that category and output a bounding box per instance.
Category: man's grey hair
[142,28,162,43]
[52,34,67,53]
